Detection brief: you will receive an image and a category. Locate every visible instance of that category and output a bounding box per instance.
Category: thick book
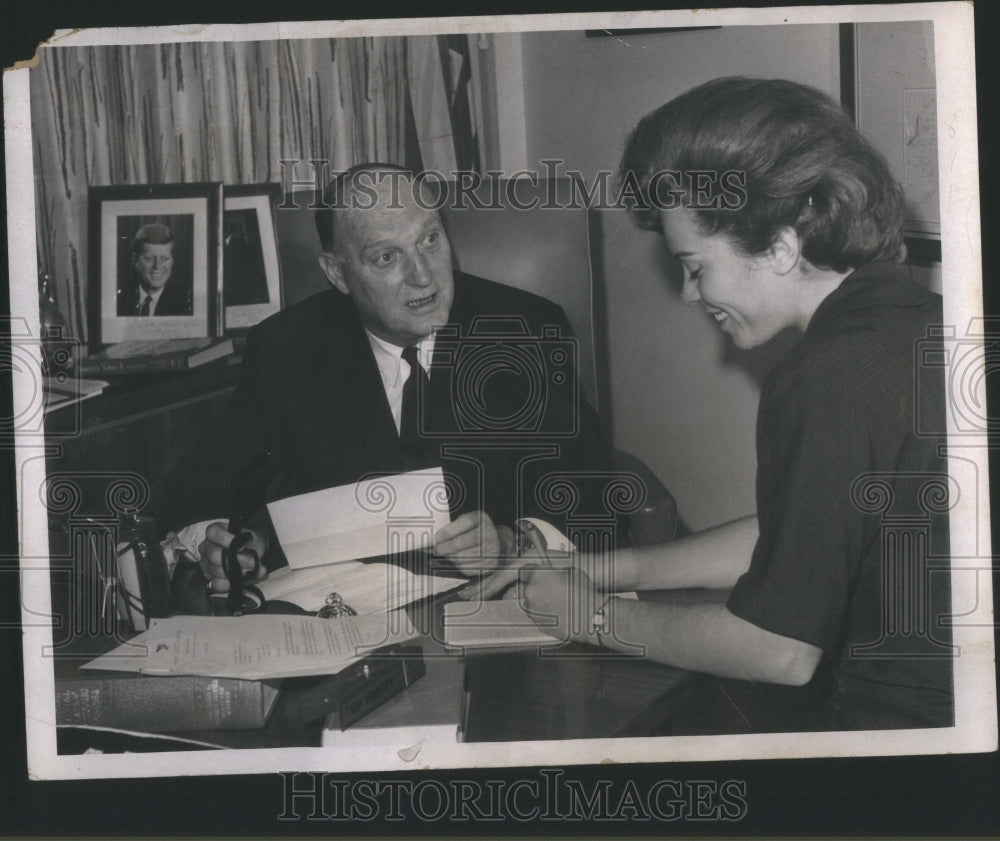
[79,337,234,374]
[321,643,464,748]
[55,667,282,732]
[442,598,560,649]
[295,645,426,730]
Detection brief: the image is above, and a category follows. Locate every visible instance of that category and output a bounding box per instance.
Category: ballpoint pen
[222,508,267,617]
[221,451,274,615]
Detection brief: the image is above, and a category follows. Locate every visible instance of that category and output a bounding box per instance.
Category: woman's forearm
[586,515,759,592]
[594,597,822,686]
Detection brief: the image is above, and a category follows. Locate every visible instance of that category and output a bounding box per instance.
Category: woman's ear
[768,226,803,275]
[317,251,349,295]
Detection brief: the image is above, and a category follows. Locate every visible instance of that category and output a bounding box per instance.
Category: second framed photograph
[223,183,283,331]
[87,182,224,350]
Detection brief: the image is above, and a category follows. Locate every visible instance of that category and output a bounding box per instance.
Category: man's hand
[197,522,268,593]
[433,510,517,575]
[454,526,572,601]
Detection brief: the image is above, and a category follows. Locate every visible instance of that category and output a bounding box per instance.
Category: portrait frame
[222,183,284,331]
[86,182,224,351]
[842,20,943,266]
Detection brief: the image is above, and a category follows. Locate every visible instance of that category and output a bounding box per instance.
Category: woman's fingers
[457,567,522,600]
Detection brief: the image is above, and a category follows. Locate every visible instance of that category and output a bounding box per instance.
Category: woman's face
[660,208,796,349]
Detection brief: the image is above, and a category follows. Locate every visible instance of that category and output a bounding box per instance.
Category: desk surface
[52,596,692,752]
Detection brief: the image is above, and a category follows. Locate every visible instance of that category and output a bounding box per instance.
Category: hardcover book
[55,665,282,732]
[79,337,234,374]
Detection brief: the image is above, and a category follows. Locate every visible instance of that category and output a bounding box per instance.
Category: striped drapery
[30,35,492,340]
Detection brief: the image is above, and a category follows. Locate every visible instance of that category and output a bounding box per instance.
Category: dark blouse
[727,262,954,729]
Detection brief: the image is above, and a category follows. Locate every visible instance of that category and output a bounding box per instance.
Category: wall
[519,25,841,530]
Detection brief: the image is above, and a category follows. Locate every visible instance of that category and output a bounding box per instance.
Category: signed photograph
[86,183,223,346]
[2,0,994,821]
[115,214,194,319]
[223,183,283,330]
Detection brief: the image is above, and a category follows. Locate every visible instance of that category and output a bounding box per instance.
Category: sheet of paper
[267,468,452,569]
[256,561,465,615]
[82,614,419,680]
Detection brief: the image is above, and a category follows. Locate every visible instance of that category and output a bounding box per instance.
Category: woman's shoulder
[765,278,940,415]
[781,265,940,380]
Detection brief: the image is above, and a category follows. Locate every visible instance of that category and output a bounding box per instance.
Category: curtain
[30,35,492,341]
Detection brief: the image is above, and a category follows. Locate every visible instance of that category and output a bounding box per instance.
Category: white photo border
[5,2,994,782]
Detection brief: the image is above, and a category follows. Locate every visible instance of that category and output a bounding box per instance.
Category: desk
[52,597,693,753]
[44,358,242,531]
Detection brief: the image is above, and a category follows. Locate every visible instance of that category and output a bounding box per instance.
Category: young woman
[468,77,953,731]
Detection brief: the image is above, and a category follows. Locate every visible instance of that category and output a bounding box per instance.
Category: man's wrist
[496,524,518,557]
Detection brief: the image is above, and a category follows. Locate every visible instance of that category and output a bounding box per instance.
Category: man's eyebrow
[360,220,441,250]
[360,239,396,253]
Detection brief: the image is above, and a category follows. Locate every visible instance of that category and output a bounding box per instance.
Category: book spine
[79,355,189,374]
[56,675,270,731]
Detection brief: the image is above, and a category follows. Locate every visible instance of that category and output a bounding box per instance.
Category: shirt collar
[365,330,437,387]
[140,285,166,310]
[806,261,935,334]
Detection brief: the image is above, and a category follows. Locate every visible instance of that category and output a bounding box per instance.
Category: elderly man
[170,164,615,590]
[117,223,193,316]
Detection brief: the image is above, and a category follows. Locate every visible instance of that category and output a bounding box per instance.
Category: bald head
[316,163,446,253]
[315,164,455,347]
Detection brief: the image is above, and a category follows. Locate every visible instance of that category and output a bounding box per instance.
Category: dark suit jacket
[117,277,193,317]
[161,272,615,543]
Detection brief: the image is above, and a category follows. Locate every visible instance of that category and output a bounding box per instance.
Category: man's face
[320,176,454,347]
[133,242,174,293]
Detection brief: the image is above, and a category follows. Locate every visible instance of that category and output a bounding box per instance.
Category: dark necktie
[139,294,153,316]
[400,345,430,455]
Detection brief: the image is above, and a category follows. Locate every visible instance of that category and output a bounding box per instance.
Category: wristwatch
[591,596,616,647]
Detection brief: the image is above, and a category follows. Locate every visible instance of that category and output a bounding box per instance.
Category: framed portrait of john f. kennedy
[87,182,223,351]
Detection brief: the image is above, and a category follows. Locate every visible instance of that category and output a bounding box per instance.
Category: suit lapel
[321,296,402,466]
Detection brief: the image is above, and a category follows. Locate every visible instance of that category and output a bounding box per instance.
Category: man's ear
[317,251,350,295]
[767,226,802,275]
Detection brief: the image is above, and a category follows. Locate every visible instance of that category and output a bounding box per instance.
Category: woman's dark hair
[619,77,905,272]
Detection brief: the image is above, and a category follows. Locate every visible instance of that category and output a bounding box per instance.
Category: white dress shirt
[365,330,437,434]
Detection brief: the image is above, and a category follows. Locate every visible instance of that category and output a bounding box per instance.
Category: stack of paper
[256,562,464,615]
[42,376,108,412]
[260,467,464,616]
[83,614,420,680]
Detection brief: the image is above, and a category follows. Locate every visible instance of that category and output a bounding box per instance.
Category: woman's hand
[452,521,569,600]
[520,565,602,643]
